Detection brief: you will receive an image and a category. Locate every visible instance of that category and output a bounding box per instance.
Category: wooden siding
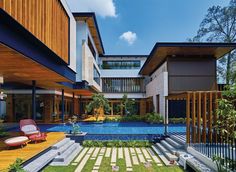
[0,0,69,63]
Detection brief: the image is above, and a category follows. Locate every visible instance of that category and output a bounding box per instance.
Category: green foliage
[104,115,146,122]
[82,140,151,147]
[120,94,136,115]
[212,155,227,172]
[8,158,25,172]
[120,115,145,122]
[216,84,236,140]
[145,112,163,124]
[191,0,236,84]
[0,121,8,138]
[71,124,80,135]
[86,94,110,121]
[169,118,186,124]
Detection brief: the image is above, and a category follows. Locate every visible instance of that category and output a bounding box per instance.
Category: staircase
[23,138,82,172]
[152,135,186,166]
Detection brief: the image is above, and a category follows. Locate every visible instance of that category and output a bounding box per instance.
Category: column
[32,80,36,120]
[61,89,64,123]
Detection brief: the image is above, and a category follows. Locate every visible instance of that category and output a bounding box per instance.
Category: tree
[120,94,136,116]
[192,0,236,84]
[86,94,110,121]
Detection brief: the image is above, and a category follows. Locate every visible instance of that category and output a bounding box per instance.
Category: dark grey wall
[168,56,217,93]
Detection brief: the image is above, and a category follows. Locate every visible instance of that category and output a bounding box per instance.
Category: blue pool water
[10,122,186,140]
[47,122,185,134]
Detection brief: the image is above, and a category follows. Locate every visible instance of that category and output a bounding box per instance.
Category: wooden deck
[0,132,65,171]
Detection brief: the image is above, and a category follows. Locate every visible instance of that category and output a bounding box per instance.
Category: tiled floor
[73,147,163,172]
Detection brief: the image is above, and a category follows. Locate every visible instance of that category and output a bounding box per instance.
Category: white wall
[60,0,76,72]
[75,21,101,91]
[145,62,168,117]
[101,69,141,78]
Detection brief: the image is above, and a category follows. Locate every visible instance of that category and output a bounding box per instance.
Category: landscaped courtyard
[43,146,184,172]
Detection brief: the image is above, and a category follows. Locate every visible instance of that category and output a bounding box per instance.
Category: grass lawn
[43,157,184,172]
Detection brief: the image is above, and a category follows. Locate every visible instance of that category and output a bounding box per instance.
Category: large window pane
[102,78,144,93]
[102,60,141,69]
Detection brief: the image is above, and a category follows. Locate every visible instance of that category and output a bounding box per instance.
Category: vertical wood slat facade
[187,91,221,144]
[0,0,69,63]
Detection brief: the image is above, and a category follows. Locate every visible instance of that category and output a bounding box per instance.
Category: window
[102,78,144,93]
[93,66,100,85]
[102,60,141,69]
[88,36,96,59]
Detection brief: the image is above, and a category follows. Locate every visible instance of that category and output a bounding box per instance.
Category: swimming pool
[47,122,185,134]
[10,122,186,140]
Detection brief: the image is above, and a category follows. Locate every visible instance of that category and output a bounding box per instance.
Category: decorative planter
[66,132,87,144]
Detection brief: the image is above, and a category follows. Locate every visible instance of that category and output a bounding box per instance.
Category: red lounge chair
[20,119,40,136]
[29,133,47,143]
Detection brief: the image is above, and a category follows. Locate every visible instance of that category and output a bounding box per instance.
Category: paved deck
[0,132,65,171]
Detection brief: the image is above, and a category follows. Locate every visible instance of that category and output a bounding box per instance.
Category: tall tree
[192,0,236,84]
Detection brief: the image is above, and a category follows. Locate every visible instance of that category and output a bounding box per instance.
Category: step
[57,140,75,155]
[170,135,186,145]
[53,143,78,162]
[156,143,178,161]
[23,149,58,172]
[51,143,82,166]
[151,145,170,166]
[51,138,71,150]
[160,140,177,155]
[187,157,214,172]
[165,138,183,149]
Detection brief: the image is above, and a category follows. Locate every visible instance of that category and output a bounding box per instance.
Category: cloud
[119,31,137,45]
[66,0,117,18]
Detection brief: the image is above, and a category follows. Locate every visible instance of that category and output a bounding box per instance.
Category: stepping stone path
[135,148,146,163]
[73,146,164,171]
[147,148,162,165]
[124,148,132,171]
[141,148,152,162]
[74,148,89,163]
[111,148,117,165]
[130,148,139,165]
[105,147,111,157]
[118,147,123,159]
[75,154,90,172]
[87,147,95,155]
[91,147,100,160]
[93,149,104,171]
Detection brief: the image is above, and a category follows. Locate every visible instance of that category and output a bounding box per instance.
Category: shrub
[145,112,163,124]
[169,118,186,124]
[8,158,25,172]
[82,140,151,147]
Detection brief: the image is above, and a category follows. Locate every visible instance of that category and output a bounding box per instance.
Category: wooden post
[192,92,196,143]
[197,92,201,143]
[214,92,218,142]
[209,92,213,143]
[202,92,207,143]
[186,93,191,144]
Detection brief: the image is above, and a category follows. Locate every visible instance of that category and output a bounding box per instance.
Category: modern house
[0,0,236,124]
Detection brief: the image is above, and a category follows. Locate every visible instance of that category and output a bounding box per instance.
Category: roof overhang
[139,42,236,75]
[73,12,105,55]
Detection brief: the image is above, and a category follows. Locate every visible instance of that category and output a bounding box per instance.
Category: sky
[66,0,230,55]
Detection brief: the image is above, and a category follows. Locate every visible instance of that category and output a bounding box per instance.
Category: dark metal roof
[139,42,236,75]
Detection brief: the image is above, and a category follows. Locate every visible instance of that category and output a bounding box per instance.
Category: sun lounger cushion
[21,125,39,135]
[4,136,28,147]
